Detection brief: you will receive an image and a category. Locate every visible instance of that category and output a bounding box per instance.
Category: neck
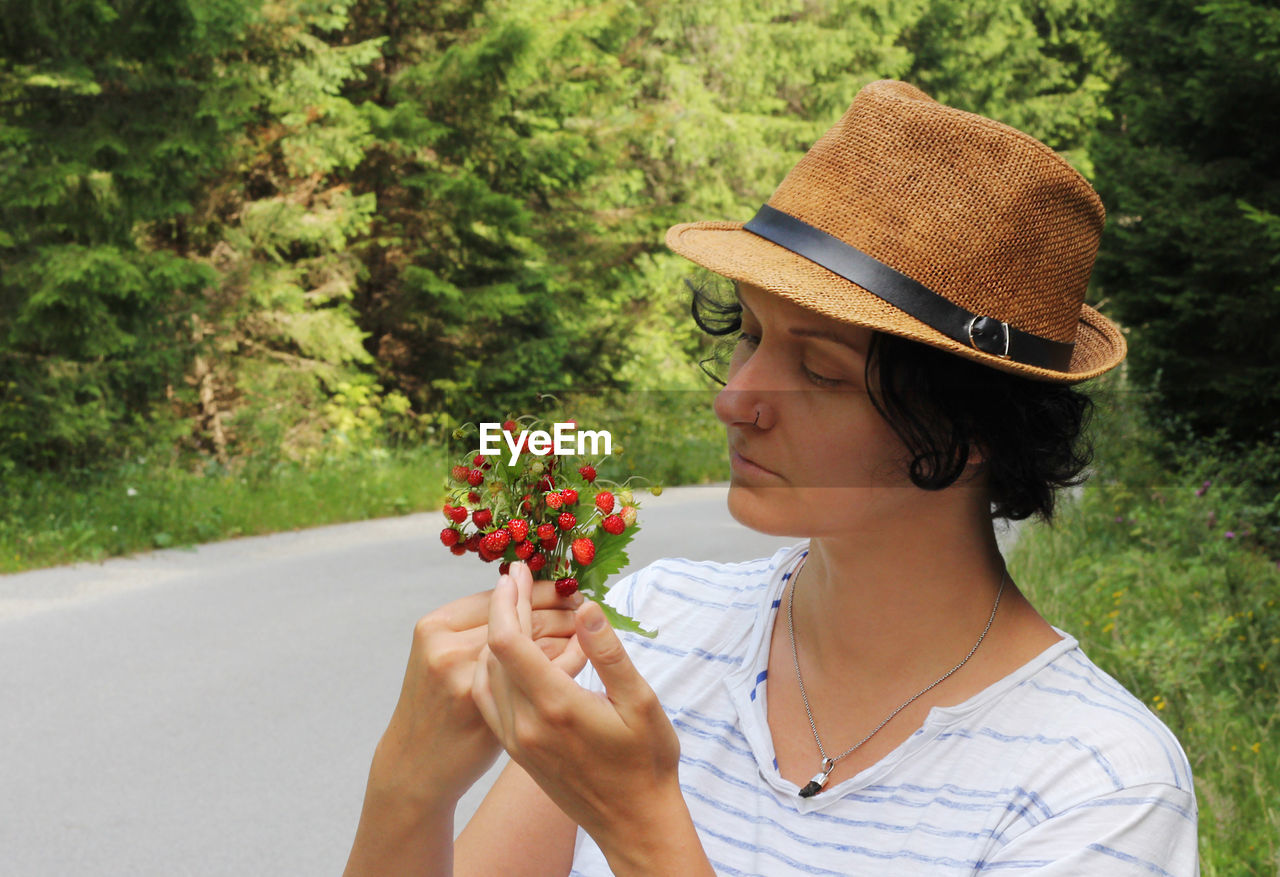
[788,489,1009,690]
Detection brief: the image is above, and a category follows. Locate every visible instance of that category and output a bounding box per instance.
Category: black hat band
[743,204,1075,372]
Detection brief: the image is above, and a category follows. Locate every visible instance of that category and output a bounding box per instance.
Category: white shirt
[570,542,1198,876]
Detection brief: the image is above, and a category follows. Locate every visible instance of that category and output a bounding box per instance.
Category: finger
[435,589,496,632]
[530,607,579,640]
[530,580,584,611]
[575,601,657,725]
[488,573,579,704]
[512,562,534,638]
[471,644,502,736]
[550,633,588,679]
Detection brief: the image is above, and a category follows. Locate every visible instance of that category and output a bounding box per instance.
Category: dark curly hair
[688,274,1095,523]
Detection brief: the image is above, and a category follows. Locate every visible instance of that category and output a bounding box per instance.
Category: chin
[725,481,814,538]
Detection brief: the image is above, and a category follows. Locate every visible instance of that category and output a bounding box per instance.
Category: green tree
[0,0,255,470]
[1089,0,1280,447]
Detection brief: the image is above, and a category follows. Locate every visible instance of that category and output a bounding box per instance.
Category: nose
[713,344,777,430]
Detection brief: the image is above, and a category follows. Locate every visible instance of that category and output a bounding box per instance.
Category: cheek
[805,402,912,488]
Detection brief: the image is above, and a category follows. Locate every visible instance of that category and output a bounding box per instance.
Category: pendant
[798,757,836,798]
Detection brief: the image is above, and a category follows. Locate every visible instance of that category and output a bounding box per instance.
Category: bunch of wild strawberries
[439,416,657,608]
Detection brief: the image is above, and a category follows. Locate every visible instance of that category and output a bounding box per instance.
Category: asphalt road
[0,484,1022,876]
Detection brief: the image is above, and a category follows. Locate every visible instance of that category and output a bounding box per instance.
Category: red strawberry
[558,512,577,531]
[521,494,533,514]
[440,528,460,547]
[451,465,470,483]
[506,519,530,542]
[467,468,484,487]
[499,562,511,575]
[515,541,535,560]
[578,464,597,483]
[527,553,546,573]
[502,419,517,432]
[537,476,555,492]
[480,530,510,554]
[562,488,579,505]
[468,490,482,505]
[536,522,556,540]
[540,536,558,552]
[449,506,469,524]
[472,508,493,528]
[450,544,467,556]
[571,537,595,565]
[473,454,485,466]
[602,514,625,535]
[594,491,615,514]
[545,491,564,510]
[555,577,579,598]
[465,533,484,552]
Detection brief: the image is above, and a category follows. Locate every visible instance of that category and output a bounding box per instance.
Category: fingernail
[583,602,606,632]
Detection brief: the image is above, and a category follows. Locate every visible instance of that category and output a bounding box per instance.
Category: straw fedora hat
[666,79,1126,383]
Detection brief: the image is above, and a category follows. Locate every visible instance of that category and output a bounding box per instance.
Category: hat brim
[666,221,1126,384]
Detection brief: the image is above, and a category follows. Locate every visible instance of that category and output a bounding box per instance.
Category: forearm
[343,779,455,877]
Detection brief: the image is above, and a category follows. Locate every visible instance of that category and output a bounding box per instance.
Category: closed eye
[735,331,843,388]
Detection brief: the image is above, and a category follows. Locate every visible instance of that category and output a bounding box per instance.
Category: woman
[344,80,1198,875]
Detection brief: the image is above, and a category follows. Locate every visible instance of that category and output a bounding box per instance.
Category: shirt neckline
[723,541,1080,811]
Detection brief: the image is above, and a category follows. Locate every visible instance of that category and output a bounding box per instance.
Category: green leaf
[577,522,656,637]
[598,598,657,639]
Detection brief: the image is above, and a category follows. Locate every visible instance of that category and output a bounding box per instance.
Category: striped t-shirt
[570,542,1198,876]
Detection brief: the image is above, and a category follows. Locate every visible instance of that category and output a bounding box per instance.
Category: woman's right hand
[367,566,587,814]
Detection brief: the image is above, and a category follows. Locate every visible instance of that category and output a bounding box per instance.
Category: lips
[730,445,780,477]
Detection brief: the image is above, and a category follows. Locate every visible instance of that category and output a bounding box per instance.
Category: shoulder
[960,642,1199,871]
[1019,641,1193,794]
[947,636,1195,821]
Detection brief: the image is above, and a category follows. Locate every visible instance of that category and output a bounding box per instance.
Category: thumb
[576,600,653,719]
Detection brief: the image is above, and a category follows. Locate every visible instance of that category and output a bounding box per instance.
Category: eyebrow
[786,326,863,352]
[738,296,863,353]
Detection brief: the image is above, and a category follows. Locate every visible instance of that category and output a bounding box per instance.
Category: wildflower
[126,487,138,497]
[1225,531,1235,540]
[1251,743,1262,755]
[1195,479,1211,497]
[1102,622,1115,634]
[1114,515,1124,523]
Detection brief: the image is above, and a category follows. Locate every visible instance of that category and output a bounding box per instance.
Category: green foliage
[0,0,255,470]
[901,0,1117,173]
[2,0,1121,473]
[1089,0,1280,448]
[0,444,446,573]
[1013,384,1280,874]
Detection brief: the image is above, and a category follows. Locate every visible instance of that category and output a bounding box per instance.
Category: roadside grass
[1,388,730,576]
[1010,385,1280,875]
[0,445,448,574]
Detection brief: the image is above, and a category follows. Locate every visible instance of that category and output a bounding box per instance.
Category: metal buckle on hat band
[966,315,1011,359]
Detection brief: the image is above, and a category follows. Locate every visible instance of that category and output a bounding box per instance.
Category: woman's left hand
[472,561,711,875]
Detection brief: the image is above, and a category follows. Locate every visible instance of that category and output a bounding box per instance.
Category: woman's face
[712,282,919,538]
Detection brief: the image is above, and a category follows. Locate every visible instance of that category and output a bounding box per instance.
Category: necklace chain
[786,555,1007,798]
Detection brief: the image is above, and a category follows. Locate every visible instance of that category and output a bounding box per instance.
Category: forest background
[2,0,1278,872]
